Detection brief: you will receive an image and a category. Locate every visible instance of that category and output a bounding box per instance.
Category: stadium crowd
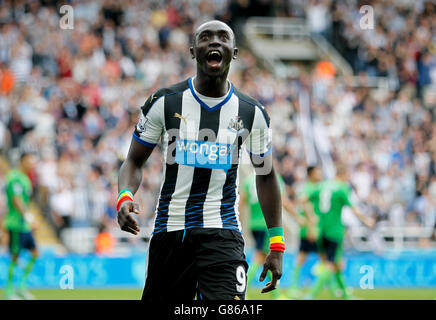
[0,0,435,251]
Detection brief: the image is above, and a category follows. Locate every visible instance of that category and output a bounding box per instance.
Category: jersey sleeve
[7,179,23,198]
[245,105,272,157]
[133,93,165,148]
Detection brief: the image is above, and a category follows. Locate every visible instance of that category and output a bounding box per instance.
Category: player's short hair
[91,163,103,176]
[20,151,33,161]
[307,165,317,176]
[192,20,236,47]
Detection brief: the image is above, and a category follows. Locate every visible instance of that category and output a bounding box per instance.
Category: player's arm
[301,197,318,241]
[12,195,27,216]
[255,162,281,229]
[254,159,283,293]
[282,194,306,226]
[351,206,375,229]
[7,179,26,216]
[289,194,319,241]
[117,94,164,235]
[345,189,375,229]
[117,140,154,235]
[246,105,283,293]
[9,181,35,228]
[0,218,7,246]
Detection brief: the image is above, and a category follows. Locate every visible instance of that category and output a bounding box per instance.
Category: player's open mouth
[206,50,223,68]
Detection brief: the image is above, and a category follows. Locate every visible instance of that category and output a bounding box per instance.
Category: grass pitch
[1,288,435,300]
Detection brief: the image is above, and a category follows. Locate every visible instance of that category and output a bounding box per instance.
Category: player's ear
[190,47,195,59]
[232,47,238,60]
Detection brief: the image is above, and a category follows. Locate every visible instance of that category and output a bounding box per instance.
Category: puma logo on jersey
[174,112,189,125]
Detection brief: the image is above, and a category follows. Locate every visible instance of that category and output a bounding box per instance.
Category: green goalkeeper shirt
[308,179,353,242]
[297,181,320,239]
[4,169,32,232]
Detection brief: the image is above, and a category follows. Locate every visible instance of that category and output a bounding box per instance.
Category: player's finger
[118,212,140,232]
[261,268,281,293]
[261,281,274,293]
[259,264,269,282]
[125,215,140,231]
[126,213,137,224]
[261,278,280,293]
[117,210,130,224]
[117,214,125,227]
[121,224,139,235]
[120,220,140,234]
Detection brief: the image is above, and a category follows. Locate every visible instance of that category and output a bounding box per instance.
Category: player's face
[191,21,237,77]
[339,170,349,181]
[311,167,322,182]
[22,155,36,172]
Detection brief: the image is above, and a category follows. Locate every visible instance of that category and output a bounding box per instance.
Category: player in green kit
[3,153,39,300]
[285,166,322,299]
[240,171,289,299]
[306,165,374,300]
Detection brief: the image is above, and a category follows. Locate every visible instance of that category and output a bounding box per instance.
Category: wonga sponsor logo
[175,139,235,170]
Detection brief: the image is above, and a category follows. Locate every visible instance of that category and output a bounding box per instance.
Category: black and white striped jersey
[133,77,272,234]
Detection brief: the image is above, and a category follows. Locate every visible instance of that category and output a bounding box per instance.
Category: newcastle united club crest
[227,115,244,133]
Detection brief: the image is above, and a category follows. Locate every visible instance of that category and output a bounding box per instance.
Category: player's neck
[194,71,229,98]
[18,165,26,174]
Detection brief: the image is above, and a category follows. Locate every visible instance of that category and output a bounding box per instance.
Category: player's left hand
[364,217,376,229]
[259,251,283,293]
[24,212,38,231]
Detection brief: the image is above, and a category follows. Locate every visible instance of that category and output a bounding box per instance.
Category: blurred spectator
[49,181,74,237]
[95,223,116,255]
[0,62,14,95]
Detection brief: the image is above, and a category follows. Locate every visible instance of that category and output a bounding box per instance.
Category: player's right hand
[24,212,38,232]
[117,201,141,235]
[307,229,316,242]
[259,251,283,293]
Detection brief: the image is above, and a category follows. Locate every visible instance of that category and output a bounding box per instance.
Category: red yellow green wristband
[117,189,133,211]
[268,227,285,252]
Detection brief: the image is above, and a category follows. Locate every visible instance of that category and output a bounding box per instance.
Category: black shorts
[251,230,268,252]
[318,236,341,263]
[142,228,248,301]
[299,238,318,253]
[8,230,36,255]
